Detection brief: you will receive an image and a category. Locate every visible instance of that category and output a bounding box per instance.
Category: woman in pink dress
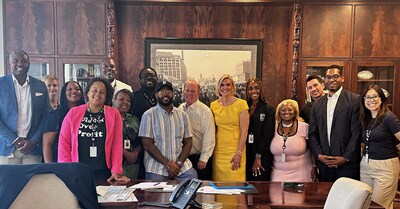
[270,99,316,182]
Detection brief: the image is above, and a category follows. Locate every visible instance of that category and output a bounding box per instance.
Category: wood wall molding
[291,3,301,100]
[107,1,116,58]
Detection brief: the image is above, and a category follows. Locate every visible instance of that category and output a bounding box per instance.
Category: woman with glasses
[270,99,316,182]
[359,85,400,209]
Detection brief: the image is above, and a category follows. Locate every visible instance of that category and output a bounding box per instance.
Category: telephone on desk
[138,178,202,209]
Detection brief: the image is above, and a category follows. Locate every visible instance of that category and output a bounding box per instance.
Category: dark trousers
[188,154,212,180]
[317,161,360,182]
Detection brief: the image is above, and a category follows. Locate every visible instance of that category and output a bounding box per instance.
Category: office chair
[0,163,98,209]
[324,177,373,209]
[9,173,80,209]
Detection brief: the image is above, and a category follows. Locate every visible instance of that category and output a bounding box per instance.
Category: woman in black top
[245,78,275,180]
[360,85,400,209]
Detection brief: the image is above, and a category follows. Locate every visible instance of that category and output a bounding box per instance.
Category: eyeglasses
[325,74,340,81]
[364,94,380,102]
[158,89,173,95]
[140,75,156,79]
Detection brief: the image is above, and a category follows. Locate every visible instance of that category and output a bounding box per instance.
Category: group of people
[0,49,399,209]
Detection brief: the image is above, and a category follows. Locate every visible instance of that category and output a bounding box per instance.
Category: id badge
[90,146,97,157]
[124,139,131,149]
[281,153,286,162]
[248,133,254,143]
[365,154,369,164]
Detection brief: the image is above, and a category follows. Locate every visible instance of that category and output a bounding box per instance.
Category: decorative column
[291,3,301,100]
[106,0,115,59]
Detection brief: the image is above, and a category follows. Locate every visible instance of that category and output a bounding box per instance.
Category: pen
[154,182,161,186]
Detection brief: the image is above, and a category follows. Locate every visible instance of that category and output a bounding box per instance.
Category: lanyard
[280,121,292,162]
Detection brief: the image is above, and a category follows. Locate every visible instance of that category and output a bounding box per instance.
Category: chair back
[9,173,80,209]
[324,177,372,209]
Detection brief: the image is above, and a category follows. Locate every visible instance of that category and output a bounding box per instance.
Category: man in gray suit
[0,49,51,164]
[308,65,361,182]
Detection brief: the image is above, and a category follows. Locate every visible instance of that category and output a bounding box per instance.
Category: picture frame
[144,38,263,106]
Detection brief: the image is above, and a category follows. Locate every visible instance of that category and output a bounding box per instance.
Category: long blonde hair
[275,99,304,123]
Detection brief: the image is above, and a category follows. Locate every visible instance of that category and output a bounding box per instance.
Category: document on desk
[97,186,138,203]
[197,186,244,195]
[130,181,173,190]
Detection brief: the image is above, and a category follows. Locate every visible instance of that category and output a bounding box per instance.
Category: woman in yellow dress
[211,74,249,181]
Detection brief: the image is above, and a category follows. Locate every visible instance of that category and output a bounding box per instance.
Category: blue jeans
[146,168,198,182]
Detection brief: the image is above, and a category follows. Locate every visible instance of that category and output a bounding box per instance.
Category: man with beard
[129,67,158,179]
[0,49,52,164]
[308,65,361,182]
[99,57,132,94]
[139,80,197,180]
[130,67,157,121]
[300,75,325,123]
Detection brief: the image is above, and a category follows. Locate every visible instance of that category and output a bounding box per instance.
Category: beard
[157,96,172,106]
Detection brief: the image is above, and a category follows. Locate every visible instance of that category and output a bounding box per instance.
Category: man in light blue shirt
[139,80,197,181]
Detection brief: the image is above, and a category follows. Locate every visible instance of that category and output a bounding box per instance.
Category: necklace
[282,121,293,128]
[279,120,296,162]
[143,92,156,106]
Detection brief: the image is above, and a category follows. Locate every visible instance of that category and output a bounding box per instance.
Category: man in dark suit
[0,49,51,164]
[308,65,361,182]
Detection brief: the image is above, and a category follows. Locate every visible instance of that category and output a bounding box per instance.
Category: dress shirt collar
[184,100,200,111]
[12,74,30,86]
[156,103,174,115]
[327,86,343,98]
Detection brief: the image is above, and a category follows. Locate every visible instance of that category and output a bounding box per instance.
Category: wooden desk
[98,181,383,209]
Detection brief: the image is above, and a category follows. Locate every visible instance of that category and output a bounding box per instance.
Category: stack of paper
[202,201,223,208]
[197,186,244,195]
[96,186,137,203]
[130,181,174,190]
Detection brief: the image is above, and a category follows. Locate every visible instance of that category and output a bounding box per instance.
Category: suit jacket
[308,89,361,167]
[0,74,51,156]
[58,103,123,174]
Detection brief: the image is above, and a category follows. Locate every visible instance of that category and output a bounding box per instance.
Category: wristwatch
[255,153,262,159]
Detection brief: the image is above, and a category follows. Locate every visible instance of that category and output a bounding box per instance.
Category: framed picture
[145,38,263,106]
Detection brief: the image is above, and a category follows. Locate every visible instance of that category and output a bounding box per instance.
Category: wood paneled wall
[5,1,55,55]
[4,1,400,108]
[354,5,400,57]
[302,5,352,58]
[115,3,293,106]
[3,0,107,78]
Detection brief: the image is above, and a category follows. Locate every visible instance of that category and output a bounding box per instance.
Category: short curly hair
[85,77,114,106]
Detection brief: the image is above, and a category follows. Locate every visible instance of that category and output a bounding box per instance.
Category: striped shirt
[139,104,193,176]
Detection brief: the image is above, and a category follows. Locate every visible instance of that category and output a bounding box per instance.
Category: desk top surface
[98,181,383,209]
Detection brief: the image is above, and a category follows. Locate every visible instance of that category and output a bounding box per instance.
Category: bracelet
[255,153,262,159]
[312,165,317,168]
[236,150,242,157]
